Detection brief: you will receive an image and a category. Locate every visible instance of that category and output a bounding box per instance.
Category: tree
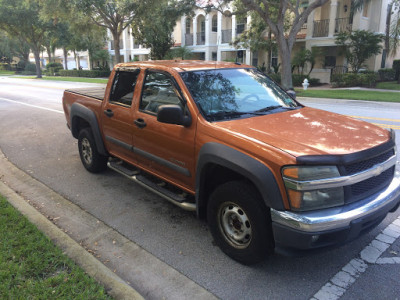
[0,0,53,78]
[335,30,384,73]
[231,12,277,73]
[165,46,193,60]
[0,31,30,67]
[131,0,194,60]
[74,0,140,65]
[0,31,15,65]
[207,0,329,90]
[389,1,400,58]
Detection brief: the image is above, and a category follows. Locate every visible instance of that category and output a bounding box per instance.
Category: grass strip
[376,81,400,91]
[0,195,112,299]
[295,89,400,103]
[14,76,108,84]
[0,71,16,76]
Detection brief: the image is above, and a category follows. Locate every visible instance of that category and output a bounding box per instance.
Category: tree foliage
[335,30,384,73]
[74,0,140,64]
[0,0,54,77]
[131,0,194,60]
[208,0,329,90]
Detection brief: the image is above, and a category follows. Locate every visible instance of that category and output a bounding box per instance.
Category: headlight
[282,166,344,211]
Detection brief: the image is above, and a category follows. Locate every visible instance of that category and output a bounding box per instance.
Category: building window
[186,18,191,33]
[324,56,336,68]
[362,1,369,18]
[212,15,218,32]
[212,52,217,61]
[271,49,278,68]
[236,17,247,35]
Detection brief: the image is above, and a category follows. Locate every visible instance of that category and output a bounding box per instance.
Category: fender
[70,103,107,156]
[196,142,285,215]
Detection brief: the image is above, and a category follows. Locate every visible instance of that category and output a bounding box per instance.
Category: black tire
[207,180,274,264]
[78,128,108,173]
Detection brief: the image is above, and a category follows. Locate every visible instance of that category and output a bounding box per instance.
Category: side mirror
[287,89,296,100]
[157,105,191,127]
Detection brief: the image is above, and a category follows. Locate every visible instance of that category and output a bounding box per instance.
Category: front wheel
[78,128,108,173]
[207,181,274,264]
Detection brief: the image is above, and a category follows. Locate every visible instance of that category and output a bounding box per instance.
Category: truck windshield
[180,68,300,121]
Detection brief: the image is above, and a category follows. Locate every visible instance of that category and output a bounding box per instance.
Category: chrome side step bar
[107,161,196,212]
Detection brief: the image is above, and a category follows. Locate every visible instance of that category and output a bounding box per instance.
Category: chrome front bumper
[271,165,400,233]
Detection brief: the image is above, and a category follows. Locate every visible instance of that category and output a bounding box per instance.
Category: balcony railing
[185,33,193,46]
[197,32,205,45]
[335,18,352,33]
[221,29,232,43]
[313,19,329,37]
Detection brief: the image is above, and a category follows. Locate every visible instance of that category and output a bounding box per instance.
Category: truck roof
[115,60,254,72]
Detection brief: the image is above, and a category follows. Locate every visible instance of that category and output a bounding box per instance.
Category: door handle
[104,109,114,117]
[134,118,147,129]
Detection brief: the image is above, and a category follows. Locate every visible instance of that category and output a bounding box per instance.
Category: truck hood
[213,107,390,158]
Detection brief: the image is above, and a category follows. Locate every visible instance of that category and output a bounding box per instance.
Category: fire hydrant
[302,78,309,90]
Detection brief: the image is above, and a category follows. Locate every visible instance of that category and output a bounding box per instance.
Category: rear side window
[109,69,140,106]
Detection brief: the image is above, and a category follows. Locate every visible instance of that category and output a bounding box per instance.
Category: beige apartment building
[107,0,400,83]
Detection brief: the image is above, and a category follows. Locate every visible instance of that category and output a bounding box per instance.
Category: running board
[107,161,196,212]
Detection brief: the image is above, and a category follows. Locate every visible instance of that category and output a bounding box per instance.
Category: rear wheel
[207,180,274,264]
[78,128,108,173]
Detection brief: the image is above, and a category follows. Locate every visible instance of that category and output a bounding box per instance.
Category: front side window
[109,69,140,106]
[140,71,183,114]
[180,68,300,121]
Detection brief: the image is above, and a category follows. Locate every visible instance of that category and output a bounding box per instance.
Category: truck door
[132,69,196,191]
[102,68,140,165]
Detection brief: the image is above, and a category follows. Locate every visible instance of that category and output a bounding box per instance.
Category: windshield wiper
[208,110,263,120]
[255,105,299,113]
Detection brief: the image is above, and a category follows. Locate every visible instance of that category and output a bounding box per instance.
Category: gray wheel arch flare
[195,142,285,216]
[70,103,107,156]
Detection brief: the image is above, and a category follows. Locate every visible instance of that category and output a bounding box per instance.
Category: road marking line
[371,123,400,130]
[347,116,400,123]
[0,97,63,114]
[311,215,400,300]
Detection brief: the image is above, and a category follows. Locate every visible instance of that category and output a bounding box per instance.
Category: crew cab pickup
[62,60,400,264]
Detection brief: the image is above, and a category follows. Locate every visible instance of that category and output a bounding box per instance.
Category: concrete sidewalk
[0,149,216,300]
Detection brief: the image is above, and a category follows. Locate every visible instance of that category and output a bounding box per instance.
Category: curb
[0,166,143,299]
[0,149,217,299]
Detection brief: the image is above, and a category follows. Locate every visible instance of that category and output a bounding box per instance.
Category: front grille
[343,149,395,203]
[344,149,394,174]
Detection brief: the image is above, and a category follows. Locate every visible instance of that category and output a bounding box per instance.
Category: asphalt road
[0,76,399,299]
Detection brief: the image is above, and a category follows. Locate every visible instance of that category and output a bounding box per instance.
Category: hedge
[378,68,395,81]
[393,60,400,81]
[331,73,377,88]
[59,69,111,78]
[266,73,320,87]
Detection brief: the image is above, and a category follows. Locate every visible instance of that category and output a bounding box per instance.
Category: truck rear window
[180,68,300,121]
[110,69,140,106]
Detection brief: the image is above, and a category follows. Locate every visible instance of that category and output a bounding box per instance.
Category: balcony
[185,34,193,46]
[313,19,329,37]
[197,32,205,45]
[221,29,232,43]
[335,18,352,33]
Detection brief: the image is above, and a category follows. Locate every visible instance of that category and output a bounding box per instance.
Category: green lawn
[0,70,16,76]
[14,76,108,84]
[0,195,113,299]
[295,89,400,103]
[376,81,400,91]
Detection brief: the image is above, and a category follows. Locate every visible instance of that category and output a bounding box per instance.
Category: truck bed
[65,87,106,101]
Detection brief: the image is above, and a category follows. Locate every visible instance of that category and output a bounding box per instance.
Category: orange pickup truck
[63,60,400,264]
